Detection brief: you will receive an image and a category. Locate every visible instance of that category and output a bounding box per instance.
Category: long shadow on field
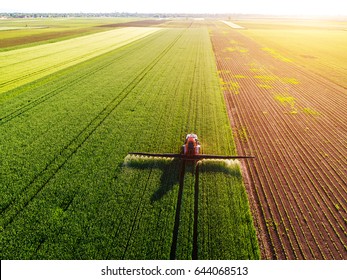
[123,155,181,202]
[123,155,243,259]
[123,155,186,259]
[123,156,241,202]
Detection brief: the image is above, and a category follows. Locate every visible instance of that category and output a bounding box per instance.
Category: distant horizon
[1,12,347,20]
[0,10,347,18]
[1,0,346,17]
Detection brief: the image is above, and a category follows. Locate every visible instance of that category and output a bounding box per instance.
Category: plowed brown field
[210,22,347,259]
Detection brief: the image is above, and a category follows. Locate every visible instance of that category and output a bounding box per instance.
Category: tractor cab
[182,133,201,156]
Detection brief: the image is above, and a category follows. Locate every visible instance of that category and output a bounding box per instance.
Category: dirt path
[210,23,347,259]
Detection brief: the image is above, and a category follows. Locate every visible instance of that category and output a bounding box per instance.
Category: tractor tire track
[170,160,186,260]
[192,163,199,260]
[121,169,153,259]
[0,30,185,229]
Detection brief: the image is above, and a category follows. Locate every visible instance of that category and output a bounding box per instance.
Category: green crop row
[0,24,259,259]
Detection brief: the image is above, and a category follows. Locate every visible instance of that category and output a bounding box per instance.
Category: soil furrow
[210,22,347,259]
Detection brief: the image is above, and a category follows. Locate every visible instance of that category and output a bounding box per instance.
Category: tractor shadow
[123,155,181,203]
[122,155,241,202]
[123,155,242,260]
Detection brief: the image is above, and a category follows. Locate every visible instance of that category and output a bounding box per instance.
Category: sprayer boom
[128,134,254,162]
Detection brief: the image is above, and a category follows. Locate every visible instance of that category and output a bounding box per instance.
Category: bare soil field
[239,19,347,89]
[210,21,347,259]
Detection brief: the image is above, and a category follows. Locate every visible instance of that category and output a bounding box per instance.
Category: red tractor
[181,133,201,157]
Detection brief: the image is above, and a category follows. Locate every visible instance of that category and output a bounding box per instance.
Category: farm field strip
[0,29,178,213]
[0,27,188,257]
[247,52,347,145]
[0,27,161,94]
[253,32,346,256]
[210,22,347,259]
[0,24,259,259]
[219,54,347,179]
[221,37,347,128]
[221,20,245,29]
[239,39,347,173]
[198,161,259,259]
[234,47,347,258]
[233,90,308,259]
[215,29,347,185]
[229,69,343,258]
[222,64,340,259]
[0,27,184,228]
[0,26,47,31]
[0,29,164,119]
[240,23,347,88]
[0,33,182,229]
[0,18,141,49]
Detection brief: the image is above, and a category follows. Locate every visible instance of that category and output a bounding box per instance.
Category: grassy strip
[0,18,139,50]
[0,27,160,94]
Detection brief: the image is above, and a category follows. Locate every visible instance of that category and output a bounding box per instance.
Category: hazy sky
[1,0,346,16]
